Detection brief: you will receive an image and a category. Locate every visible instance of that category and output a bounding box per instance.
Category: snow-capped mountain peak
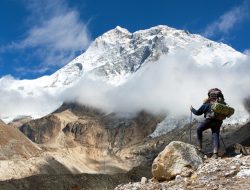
[37,25,245,89]
[0,25,248,123]
[103,26,131,37]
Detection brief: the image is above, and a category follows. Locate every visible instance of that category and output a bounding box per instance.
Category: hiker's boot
[211,153,218,159]
[212,148,219,159]
[197,142,203,152]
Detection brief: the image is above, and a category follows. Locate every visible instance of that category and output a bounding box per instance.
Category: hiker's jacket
[191,103,210,116]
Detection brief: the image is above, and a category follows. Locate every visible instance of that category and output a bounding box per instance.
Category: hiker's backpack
[206,88,235,120]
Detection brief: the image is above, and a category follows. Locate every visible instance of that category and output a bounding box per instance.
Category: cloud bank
[62,51,250,122]
[0,51,250,124]
[0,76,60,122]
[0,49,250,124]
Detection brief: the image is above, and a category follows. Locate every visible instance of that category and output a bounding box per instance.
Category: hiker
[190,88,227,159]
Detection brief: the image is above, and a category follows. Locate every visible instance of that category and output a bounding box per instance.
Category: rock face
[63,110,162,149]
[20,103,164,150]
[152,141,203,181]
[20,115,61,144]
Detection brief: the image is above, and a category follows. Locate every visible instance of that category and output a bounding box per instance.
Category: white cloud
[1,51,250,124]
[12,11,90,51]
[61,51,250,121]
[203,0,250,38]
[0,75,60,122]
[2,0,91,74]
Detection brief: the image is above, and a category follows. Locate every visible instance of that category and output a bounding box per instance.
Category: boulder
[227,143,250,155]
[152,141,203,181]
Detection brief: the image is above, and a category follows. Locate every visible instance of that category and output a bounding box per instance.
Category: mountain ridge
[3,25,245,89]
[0,25,247,123]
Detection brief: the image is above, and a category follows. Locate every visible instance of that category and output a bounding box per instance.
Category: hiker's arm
[191,104,209,116]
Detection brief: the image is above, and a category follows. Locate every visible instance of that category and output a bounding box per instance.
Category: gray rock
[152,141,203,181]
[140,177,147,184]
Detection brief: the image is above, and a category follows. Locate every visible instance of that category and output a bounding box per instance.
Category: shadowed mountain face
[62,110,164,149]
[20,102,164,150]
[20,115,62,144]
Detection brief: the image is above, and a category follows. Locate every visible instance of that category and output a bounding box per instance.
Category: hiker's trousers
[197,119,223,153]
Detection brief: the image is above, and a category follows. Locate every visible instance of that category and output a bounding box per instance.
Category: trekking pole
[220,124,227,153]
[189,111,192,144]
[220,134,226,152]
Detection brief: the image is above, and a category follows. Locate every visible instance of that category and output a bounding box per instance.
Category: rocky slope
[0,103,165,181]
[0,122,41,160]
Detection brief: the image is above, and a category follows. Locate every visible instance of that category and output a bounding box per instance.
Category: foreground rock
[152,141,203,181]
[115,154,250,190]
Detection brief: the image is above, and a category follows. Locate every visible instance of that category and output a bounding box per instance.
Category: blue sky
[0,0,250,79]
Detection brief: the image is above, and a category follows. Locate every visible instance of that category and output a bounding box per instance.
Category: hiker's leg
[211,121,222,154]
[211,128,220,153]
[196,120,210,149]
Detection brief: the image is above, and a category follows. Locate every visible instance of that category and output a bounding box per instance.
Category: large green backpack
[210,102,235,120]
[206,88,235,120]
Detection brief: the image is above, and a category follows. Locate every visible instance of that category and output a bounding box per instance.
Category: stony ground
[115,154,250,190]
[0,165,151,190]
[0,173,131,190]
